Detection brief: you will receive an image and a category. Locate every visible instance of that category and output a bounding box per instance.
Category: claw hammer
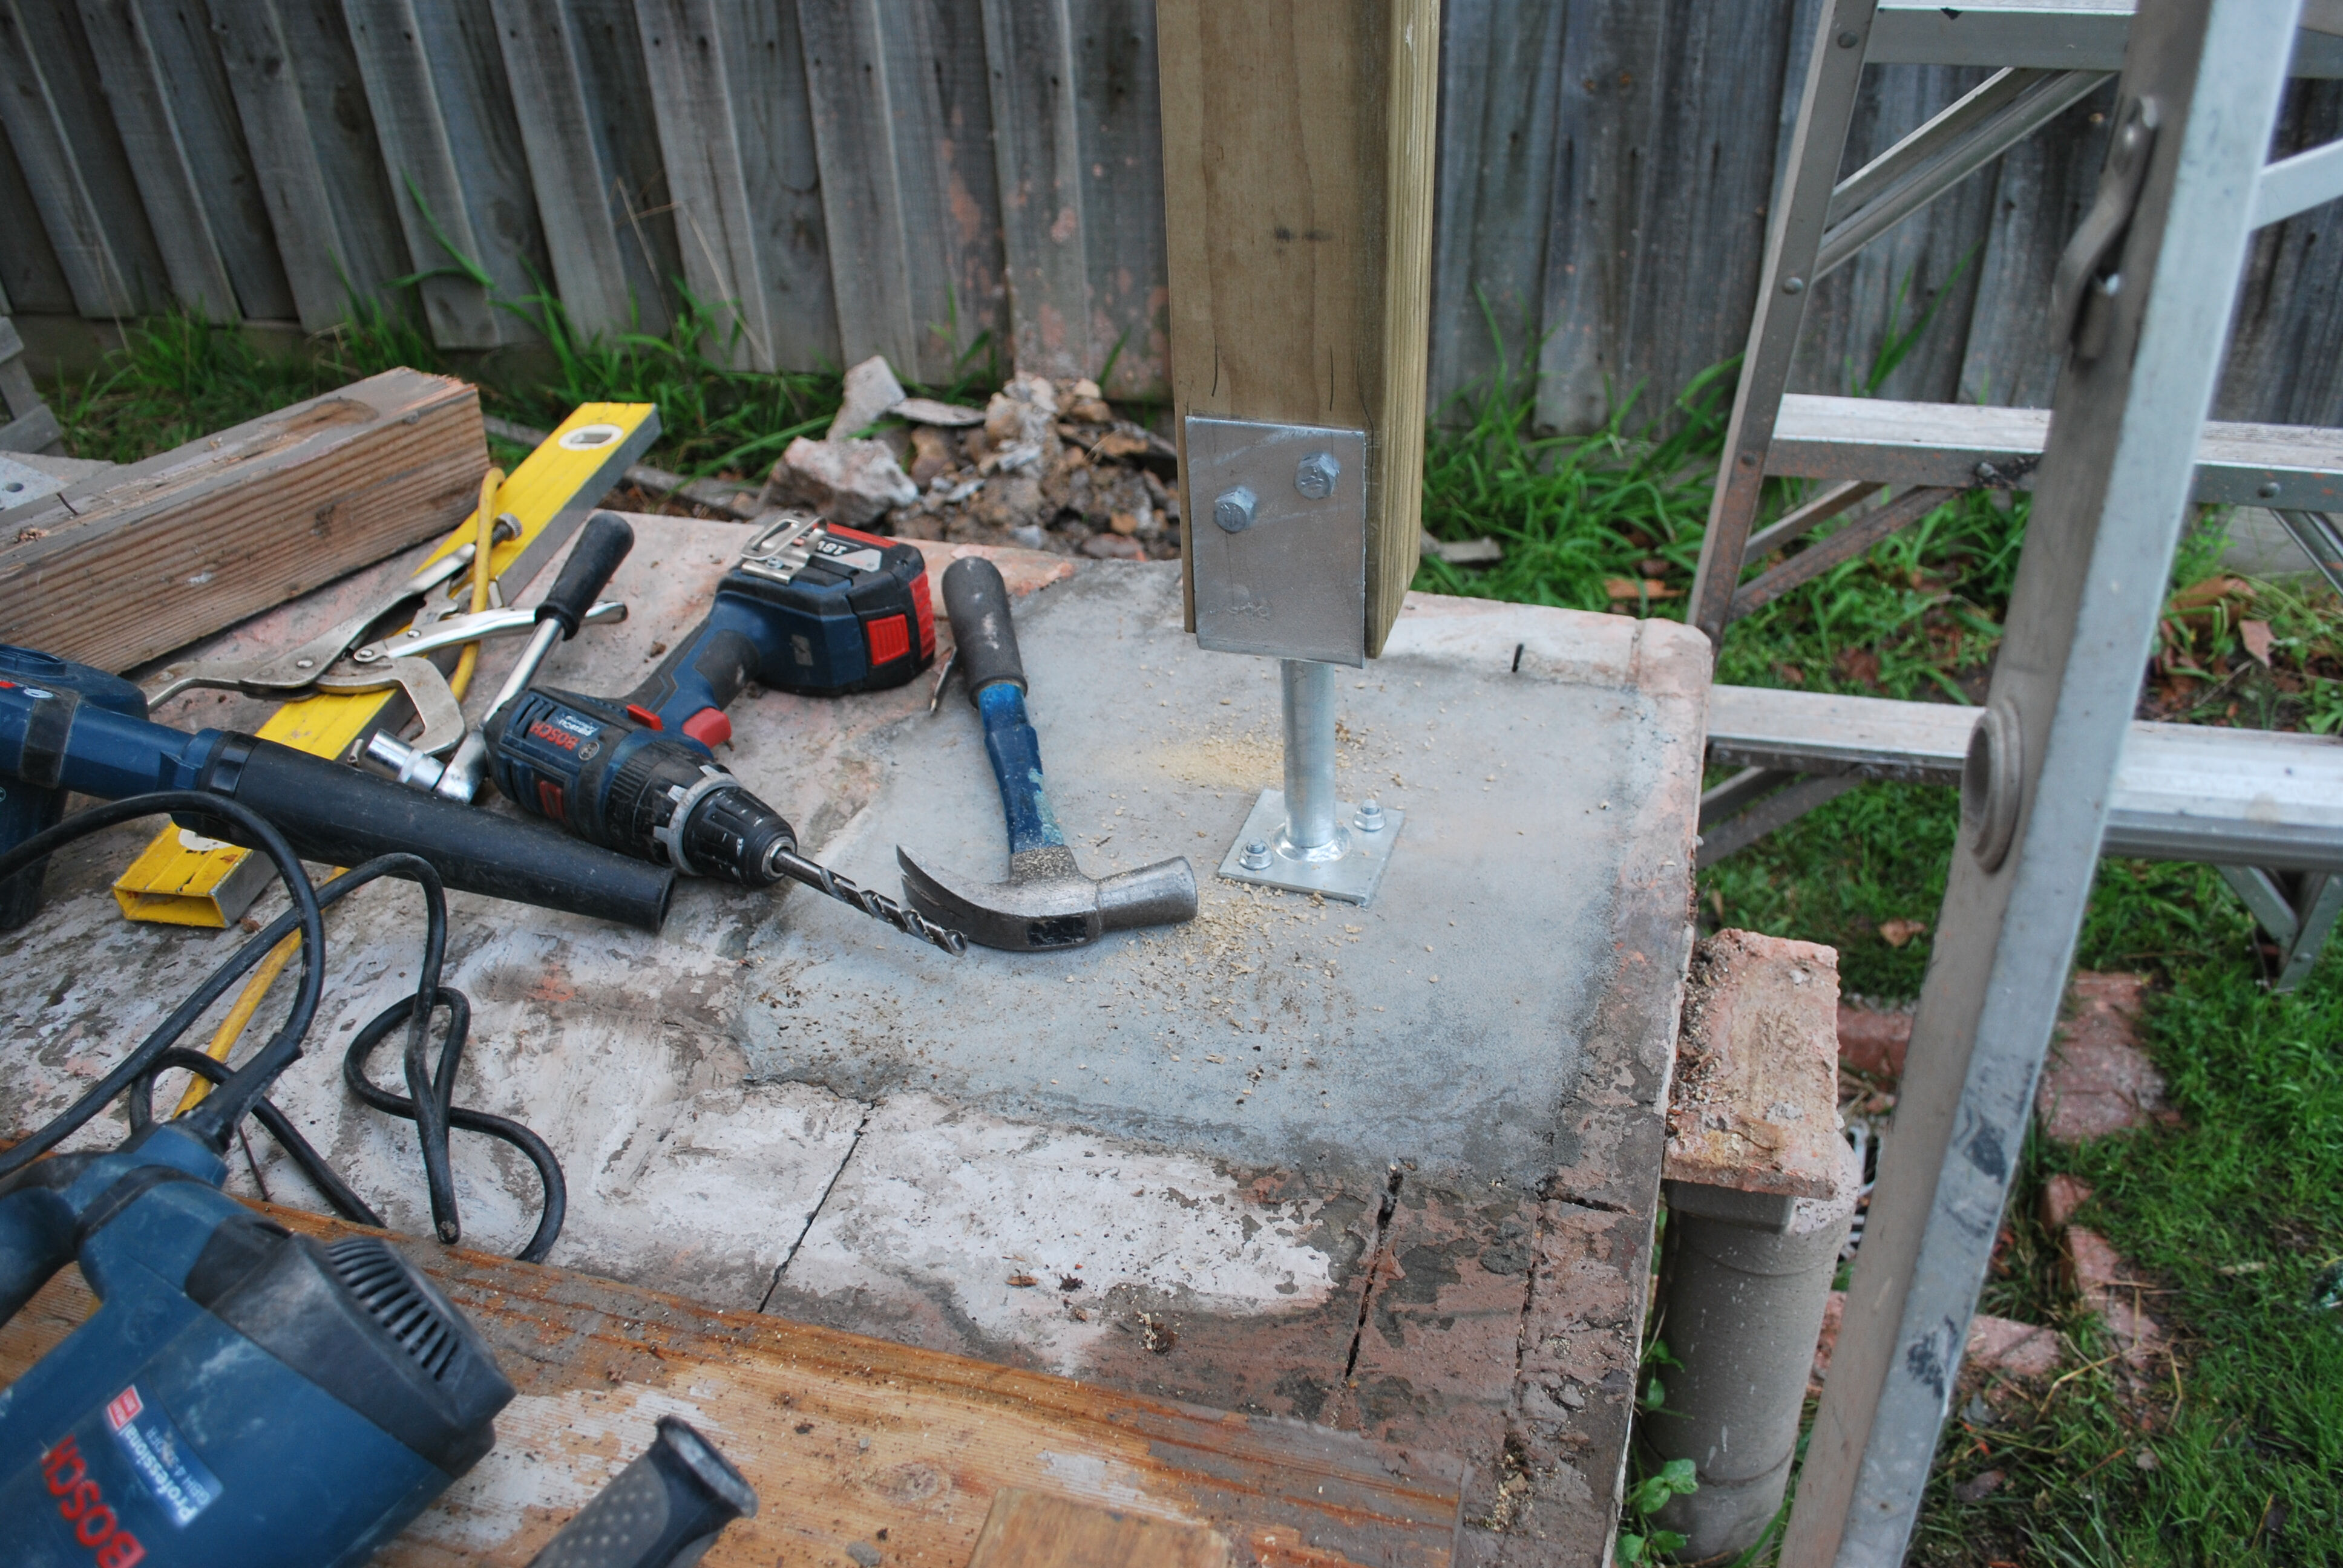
[898,557,1196,950]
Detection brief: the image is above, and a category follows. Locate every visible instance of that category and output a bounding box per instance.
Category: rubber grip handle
[538,511,635,638]
[188,735,675,932]
[940,555,1024,704]
[527,1416,756,1568]
[622,621,759,731]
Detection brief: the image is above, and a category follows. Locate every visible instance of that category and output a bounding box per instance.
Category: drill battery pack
[726,516,936,699]
[565,514,936,759]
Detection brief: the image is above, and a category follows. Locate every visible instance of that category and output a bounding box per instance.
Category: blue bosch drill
[370,513,963,952]
[0,1119,514,1566]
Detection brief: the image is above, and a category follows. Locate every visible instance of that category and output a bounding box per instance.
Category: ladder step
[1705,684,2343,872]
[1871,0,2343,77]
[1769,394,2343,511]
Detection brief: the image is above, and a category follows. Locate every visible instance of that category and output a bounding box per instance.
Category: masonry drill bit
[771,849,968,955]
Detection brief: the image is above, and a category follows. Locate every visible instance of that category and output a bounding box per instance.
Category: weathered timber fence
[1,0,2337,430]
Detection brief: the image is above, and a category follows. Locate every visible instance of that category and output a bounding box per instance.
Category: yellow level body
[113,404,661,927]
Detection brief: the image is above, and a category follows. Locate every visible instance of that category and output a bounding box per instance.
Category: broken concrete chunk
[908,426,958,487]
[762,437,918,528]
[1428,537,1504,566]
[1665,929,1849,1200]
[1081,533,1144,561]
[893,396,986,428]
[827,354,908,442]
[986,376,1061,452]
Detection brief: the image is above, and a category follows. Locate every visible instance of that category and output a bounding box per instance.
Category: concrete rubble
[825,354,909,441]
[761,436,919,528]
[776,358,1182,562]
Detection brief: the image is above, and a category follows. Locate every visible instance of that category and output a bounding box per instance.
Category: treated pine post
[1157,0,1438,660]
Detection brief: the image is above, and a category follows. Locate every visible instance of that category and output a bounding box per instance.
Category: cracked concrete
[0,521,1708,1564]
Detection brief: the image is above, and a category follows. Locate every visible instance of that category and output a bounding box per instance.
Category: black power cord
[1,795,566,1262]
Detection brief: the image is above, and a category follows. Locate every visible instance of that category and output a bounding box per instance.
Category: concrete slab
[0,521,1708,1564]
[741,562,1677,1194]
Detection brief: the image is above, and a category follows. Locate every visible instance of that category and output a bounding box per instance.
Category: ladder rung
[1705,684,2343,872]
[1769,394,2343,511]
[1870,0,2343,77]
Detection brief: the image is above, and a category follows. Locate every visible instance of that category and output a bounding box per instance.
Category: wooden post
[1157,0,1438,659]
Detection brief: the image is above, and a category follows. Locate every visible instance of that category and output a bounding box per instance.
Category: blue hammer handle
[942,557,1066,858]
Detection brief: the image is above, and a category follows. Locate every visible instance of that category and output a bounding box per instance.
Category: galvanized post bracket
[1185,416,1370,667]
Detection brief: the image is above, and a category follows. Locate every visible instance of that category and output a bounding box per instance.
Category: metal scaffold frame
[1674,0,2343,1560]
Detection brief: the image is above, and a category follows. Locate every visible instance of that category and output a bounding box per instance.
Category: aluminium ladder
[1689,0,2343,992]
[1676,1,2343,1563]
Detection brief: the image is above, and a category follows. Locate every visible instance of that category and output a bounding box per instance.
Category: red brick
[2039,1173,2095,1230]
[1837,1005,1911,1077]
[2037,973,2169,1144]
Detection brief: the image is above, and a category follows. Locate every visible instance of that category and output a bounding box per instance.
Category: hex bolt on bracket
[1216,659,1401,904]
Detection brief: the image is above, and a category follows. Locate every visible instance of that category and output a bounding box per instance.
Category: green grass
[1413,349,2341,1566]
[46,295,1000,485]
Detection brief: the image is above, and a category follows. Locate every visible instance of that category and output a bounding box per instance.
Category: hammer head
[896,844,1196,951]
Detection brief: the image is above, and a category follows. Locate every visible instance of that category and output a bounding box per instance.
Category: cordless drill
[459,514,962,952]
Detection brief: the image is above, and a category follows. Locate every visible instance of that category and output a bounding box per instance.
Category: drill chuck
[490,688,795,886]
[487,688,965,952]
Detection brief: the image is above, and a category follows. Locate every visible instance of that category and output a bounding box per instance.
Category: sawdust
[1150,725,1280,789]
[1147,711,1384,792]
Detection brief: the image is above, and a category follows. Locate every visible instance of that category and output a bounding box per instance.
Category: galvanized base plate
[1216,789,1404,904]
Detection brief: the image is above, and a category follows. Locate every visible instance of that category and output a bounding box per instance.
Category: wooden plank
[1157,0,1440,659]
[725,0,844,373]
[799,1,1001,384]
[0,315,42,419]
[213,1,413,330]
[1533,0,1665,435]
[341,0,508,348]
[1624,2,1801,429]
[798,1,923,376]
[1787,64,1997,405]
[0,1207,1460,1567]
[489,0,634,337]
[1955,76,2116,408]
[985,0,1093,382]
[0,0,170,318]
[1073,0,1168,398]
[1771,0,1831,218]
[1426,0,1564,417]
[635,0,788,370]
[72,0,240,318]
[125,0,298,321]
[401,0,552,342]
[0,123,78,316]
[968,1489,1238,1568]
[0,368,486,672]
[2217,79,2343,426]
[209,1,354,331]
[560,0,681,339]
